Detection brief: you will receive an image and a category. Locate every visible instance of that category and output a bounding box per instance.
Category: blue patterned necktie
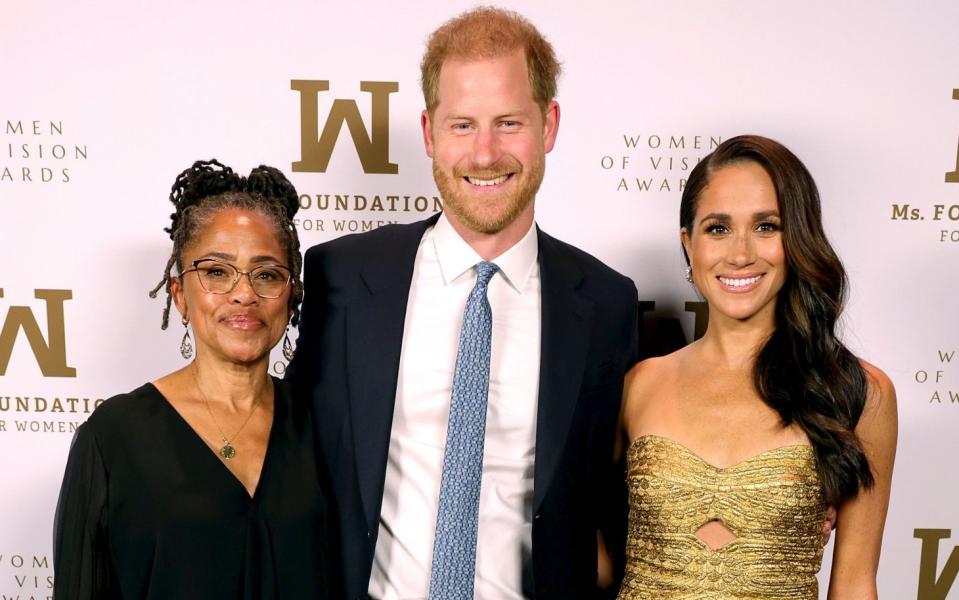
[428,261,499,600]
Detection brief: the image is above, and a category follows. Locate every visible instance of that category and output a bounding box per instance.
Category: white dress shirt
[368,213,542,599]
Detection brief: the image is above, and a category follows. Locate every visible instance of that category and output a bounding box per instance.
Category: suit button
[367,530,373,539]
[534,513,541,520]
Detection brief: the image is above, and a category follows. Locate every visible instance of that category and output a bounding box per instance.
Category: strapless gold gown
[617,435,826,600]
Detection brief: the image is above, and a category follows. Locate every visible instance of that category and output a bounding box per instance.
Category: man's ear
[542,100,560,154]
[422,110,435,158]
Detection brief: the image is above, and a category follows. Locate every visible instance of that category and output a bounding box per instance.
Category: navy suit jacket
[286,214,638,599]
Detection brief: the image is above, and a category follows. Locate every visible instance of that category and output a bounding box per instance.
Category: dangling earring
[282,327,294,361]
[180,317,194,359]
[684,266,693,283]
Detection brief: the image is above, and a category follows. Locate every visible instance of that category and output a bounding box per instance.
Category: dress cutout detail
[618,434,826,600]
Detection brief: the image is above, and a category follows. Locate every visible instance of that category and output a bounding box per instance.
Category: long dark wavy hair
[680,135,873,505]
[149,159,304,330]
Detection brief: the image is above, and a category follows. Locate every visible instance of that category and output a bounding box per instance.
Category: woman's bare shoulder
[858,359,898,431]
[860,360,896,400]
[624,346,690,411]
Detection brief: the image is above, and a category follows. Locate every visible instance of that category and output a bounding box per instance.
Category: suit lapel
[533,230,594,511]
[346,215,439,530]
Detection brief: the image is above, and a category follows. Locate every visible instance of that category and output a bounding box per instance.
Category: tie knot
[474,261,499,288]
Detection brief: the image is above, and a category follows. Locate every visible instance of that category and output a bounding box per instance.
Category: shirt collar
[427,212,539,294]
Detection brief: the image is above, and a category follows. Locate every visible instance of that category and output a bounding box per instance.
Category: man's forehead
[438,47,527,73]
[433,63,536,117]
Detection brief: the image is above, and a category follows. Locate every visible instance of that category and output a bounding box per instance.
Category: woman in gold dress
[616,135,897,599]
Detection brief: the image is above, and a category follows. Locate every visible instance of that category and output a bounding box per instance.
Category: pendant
[219,443,237,460]
[180,330,193,359]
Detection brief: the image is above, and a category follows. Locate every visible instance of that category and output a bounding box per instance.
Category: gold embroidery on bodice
[618,435,826,599]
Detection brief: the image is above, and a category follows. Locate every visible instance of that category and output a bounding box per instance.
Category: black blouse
[53,378,336,599]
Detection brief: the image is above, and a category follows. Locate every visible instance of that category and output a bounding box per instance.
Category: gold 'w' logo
[948,89,959,183]
[0,289,76,377]
[915,529,959,599]
[291,80,399,175]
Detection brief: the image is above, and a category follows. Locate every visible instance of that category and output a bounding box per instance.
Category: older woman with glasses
[53,160,337,599]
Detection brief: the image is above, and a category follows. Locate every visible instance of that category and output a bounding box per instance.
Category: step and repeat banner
[2,1,957,598]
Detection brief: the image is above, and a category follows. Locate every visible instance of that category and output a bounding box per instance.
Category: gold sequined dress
[617,435,827,600]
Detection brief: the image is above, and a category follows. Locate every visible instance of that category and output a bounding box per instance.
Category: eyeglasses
[180,259,292,299]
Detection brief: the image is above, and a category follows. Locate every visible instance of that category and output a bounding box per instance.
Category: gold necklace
[192,364,264,461]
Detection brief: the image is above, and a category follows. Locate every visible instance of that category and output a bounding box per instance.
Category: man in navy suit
[287,7,638,599]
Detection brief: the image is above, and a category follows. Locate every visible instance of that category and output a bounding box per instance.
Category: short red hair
[420,6,561,115]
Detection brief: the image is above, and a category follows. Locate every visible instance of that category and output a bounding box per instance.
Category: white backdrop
[2,1,958,598]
